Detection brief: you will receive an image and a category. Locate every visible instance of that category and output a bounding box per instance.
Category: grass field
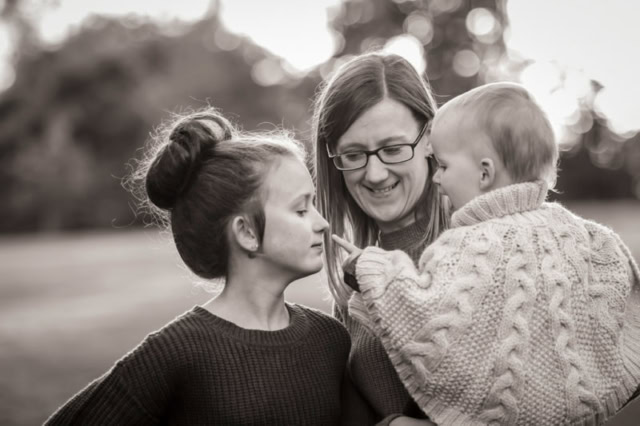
[1,201,639,426]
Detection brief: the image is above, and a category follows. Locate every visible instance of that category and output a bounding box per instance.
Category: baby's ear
[423,141,433,158]
[479,158,496,190]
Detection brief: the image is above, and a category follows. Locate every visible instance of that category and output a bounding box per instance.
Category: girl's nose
[313,207,329,233]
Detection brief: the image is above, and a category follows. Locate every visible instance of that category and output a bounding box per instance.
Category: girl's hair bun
[145,113,233,210]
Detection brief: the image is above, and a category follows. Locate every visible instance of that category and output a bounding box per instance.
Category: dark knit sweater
[46,304,351,426]
[337,217,430,425]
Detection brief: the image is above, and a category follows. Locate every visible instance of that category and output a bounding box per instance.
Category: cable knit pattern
[478,235,536,424]
[355,181,640,425]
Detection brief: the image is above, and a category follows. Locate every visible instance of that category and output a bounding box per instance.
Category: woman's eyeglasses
[327,124,428,171]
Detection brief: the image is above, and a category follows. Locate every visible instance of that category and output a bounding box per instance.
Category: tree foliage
[0,14,315,232]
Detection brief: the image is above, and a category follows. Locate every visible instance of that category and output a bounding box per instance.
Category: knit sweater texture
[336,216,430,424]
[46,303,351,426]
[355,181,640,426]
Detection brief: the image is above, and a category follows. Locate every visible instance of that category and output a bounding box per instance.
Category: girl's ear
[230,216,259,255]
[479,158,496,191]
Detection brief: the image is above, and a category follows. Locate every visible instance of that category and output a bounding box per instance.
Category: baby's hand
[332,235,362,257]
[332,235,363,292]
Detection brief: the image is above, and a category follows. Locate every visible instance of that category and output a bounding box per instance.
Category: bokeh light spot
[251,58,285,86]
[383,34,426,75]
[214,28,241,51]
[452,49,480,77]
[404,12,434,45]
[466,8,501,44]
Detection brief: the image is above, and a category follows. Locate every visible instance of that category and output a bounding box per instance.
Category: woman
[313,52,449,425]
[45,108,350,425]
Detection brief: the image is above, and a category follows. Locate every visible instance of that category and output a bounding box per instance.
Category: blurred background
[1,0,639,424]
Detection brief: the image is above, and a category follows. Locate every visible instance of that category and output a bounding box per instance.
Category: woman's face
[335,97,431,233]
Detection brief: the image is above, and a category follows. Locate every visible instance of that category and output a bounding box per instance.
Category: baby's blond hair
[437,82,558,187]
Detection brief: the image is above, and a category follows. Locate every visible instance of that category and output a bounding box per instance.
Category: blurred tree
[0,11,315,233]
[326,0,506,100]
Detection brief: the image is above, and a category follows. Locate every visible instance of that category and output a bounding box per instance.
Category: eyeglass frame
[326,123,429,171]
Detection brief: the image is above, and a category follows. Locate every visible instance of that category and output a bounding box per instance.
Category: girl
[45,108,350,425]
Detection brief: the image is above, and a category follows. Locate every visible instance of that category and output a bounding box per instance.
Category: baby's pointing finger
[331,235,358,254]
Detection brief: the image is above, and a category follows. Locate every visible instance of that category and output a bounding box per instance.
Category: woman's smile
[365,181,400,196]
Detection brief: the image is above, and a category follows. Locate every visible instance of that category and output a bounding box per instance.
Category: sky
[0,0,638,138]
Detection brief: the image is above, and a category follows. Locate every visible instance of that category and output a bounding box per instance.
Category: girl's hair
[311,52,449,306]
[129,107,305,279]
[438,82,559,188]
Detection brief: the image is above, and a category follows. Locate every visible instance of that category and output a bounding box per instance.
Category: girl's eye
[297,210,308,217]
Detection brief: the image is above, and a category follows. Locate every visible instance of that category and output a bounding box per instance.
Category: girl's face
[260,156,329,282]
[335,97,431,233]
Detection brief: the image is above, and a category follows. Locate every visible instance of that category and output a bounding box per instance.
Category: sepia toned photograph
[1,0,639,425]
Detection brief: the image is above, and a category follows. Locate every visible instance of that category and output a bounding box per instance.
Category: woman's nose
[363,155,389,184]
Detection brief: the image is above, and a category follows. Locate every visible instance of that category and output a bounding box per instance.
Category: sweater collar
[191,303,309,346]
[451,181,548,228]
[379,214,430,251]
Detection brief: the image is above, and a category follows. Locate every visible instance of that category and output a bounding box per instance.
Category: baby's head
[429,82,558,210]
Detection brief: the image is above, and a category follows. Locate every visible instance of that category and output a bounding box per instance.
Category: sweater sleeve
[340,371,408,426]
[44,368,158,426]
[355,226,503,384]
[340,369,379,426]
[336,300,415,426]
[45,331,177,426]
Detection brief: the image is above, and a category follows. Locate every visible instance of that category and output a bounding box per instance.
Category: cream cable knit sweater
[354,181,640,426]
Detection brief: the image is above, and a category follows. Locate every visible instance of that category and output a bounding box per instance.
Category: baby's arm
[353,228,503,381]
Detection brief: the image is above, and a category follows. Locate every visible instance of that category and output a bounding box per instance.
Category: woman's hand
[332,235,363,291]
[389,416,437,426]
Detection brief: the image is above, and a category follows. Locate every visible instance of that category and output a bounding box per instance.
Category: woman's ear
[230,216,259,256]
[479,158,496,191]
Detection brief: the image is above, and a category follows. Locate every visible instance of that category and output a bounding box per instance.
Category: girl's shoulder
[288,303,350,342]
[115,307,210,365]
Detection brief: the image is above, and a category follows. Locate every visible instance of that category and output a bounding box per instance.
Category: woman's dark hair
[312,51,449,305]
[128,107,305,279]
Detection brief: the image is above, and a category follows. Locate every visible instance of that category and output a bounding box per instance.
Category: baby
[334,82,640,425]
